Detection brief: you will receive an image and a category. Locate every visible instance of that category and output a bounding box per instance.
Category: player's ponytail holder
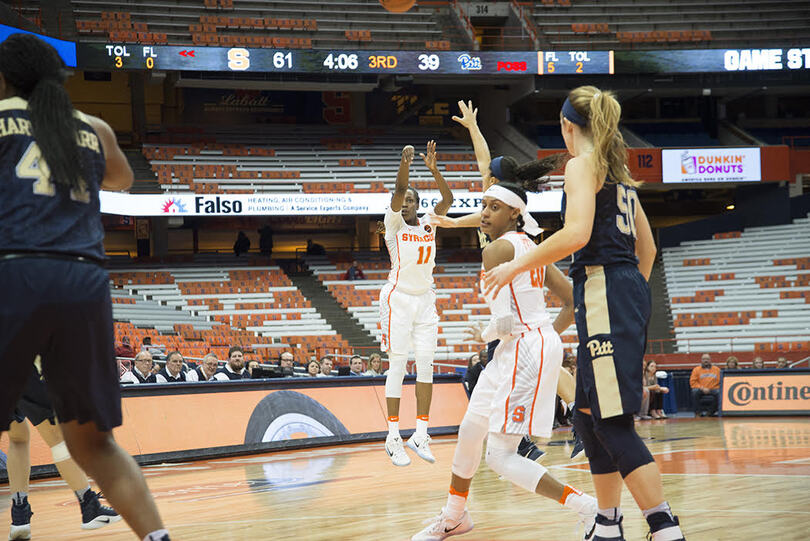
[561,97,587,127]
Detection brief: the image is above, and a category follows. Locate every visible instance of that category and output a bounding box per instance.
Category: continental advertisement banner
[1,377,467,469]
[721,369,810,415]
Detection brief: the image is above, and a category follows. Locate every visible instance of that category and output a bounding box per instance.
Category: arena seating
[662,214,810,353]
[110,260,349,364]
[534,0,810,50]
[143,126,482,195]
[623,122,721,148]
[307,251,579,366]
[70,0,460,50]
[743,126,810,147]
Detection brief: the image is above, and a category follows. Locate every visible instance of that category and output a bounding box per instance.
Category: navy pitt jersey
[561,180,640,275]
[0,96,106,260]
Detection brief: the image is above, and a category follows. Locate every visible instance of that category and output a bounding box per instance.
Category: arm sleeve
[481,284,513,343]
[384,207,405,240]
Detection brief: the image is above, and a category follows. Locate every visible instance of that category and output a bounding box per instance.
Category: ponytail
[566,86,638,188]
[491,153,566,191]
[0,34,85,191]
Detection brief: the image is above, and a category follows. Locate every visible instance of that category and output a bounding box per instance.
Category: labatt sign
[662,147,761,183]
[721,371,810,415]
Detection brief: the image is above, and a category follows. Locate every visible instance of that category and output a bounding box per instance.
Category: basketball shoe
[9,496,32,540]
[517,435,545,462]
[79,490,122,529]
[411,508,474,541]
[407,433,435,463]
[591,514,625,541]
[386,434,411,466]
[645,511,685,540]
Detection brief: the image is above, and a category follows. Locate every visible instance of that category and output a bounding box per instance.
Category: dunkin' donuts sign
[721,370,810,416]
[662,147,762,183]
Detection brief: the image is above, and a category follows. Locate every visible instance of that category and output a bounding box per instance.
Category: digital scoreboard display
[74,44,810,75]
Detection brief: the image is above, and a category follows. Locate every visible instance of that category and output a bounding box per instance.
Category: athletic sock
[445,486,468,520]
[144,529,170,541]
[642,501,673,520]
[387,416,400,438]
[558,485,592,513]
[416,415,429,437]
[12,491,27,506]
[75,486,91,501]
[598,507,622,521]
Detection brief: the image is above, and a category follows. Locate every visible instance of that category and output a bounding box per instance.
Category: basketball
[379,0,416,13]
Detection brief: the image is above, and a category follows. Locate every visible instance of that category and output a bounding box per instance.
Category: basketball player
[0,34,168,541]
[7,357,120,539]
[412,177,596,541]
[381,141,453,466]
[483,86,685,541]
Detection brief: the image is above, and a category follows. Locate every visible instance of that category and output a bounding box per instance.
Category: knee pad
[592,414,654,478]
[572,410,618,475]
[451,412,488,479]
[414,354,433,384]
[385,353,408,398]
[485,432,547,493]
[50,441,71,463]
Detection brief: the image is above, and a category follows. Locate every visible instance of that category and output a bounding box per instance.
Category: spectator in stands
[349,355,365,376]
[120,351,157,384]
[562,351,577,376]
[690,353,721,416]
[463,348,488,398]
[318,356,334,377]
[115,336,135,359]
[156,351,186,383]
[140,336,164,358]
[725,356,740,370]
[777,356,789,369]
[306,360,321,377]
[364,352,383,376]
[306,239,325,255]
[213,346,249,380]
[752,356,765,369]
[641,360,669,420]
[233,231,250,256]
[247,360,260,377]
[343,261,366,281]
[186,353,218,382]
[279,352,295,377]
[258,224,274,257]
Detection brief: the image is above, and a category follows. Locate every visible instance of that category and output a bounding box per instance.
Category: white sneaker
[575,494,597,540]
[407,433,436,463]
[385,434,411,467]
[411,508,474,541]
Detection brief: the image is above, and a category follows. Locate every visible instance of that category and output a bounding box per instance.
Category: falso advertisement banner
[661,147,762,183]
[99,190,563,217]
[721,370,810,416]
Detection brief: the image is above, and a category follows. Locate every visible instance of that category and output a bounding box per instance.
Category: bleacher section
[110,261,349,364]
[70,0,458,50]
[624,122,720,148]
[662,215,810,353]
[534,0,810,49]
[744,126,810,147]
[143,126,482,195]
[308,251,579,366]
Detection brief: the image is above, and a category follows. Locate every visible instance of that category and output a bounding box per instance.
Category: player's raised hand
[464,322,486,344]
[452,100,478,129]
[481,260,519,299]
[427,212,459,228]
[420,140,438,172]
[401,144,415,165]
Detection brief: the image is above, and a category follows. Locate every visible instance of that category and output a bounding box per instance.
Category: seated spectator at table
[279,351,296,377]
[213,346,250,380]
[463,348,488,398]
[776,356,789,369]
[120,351,157,384]
[640,360,669,420]
[247,360,260,377]
[690,353,721,416]
[115,336,135,359]
[305,360,321,377]
[233,231,250,256]
[349,355,365,376]
[186,353,218,382]
[752,356,765,369]
[725,356,740,370]
[317,356,334,377]
[363,352,383,376]
[343,261,366,281]
[156,351,187,383]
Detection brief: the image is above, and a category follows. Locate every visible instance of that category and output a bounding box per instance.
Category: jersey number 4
[416,245,432,265]
[616,184,639,238]
[16,142,90,203]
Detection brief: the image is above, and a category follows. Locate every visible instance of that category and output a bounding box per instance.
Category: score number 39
[417,54,439,71]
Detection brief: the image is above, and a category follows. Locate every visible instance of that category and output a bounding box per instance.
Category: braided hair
[0,34,86,191]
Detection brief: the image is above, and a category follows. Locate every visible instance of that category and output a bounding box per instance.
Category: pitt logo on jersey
[586,339,614,357]
[401,232,434,242]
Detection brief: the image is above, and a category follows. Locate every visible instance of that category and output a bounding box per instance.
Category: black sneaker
[645,511,685,540]
[517,435,545,462]
[79,489,122,530]
[9,496,32,540]
[592,513,625,541]
[570,427,585,460]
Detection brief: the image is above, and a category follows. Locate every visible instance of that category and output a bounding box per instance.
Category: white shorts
[379,283,438,357]
[467,326,563,438]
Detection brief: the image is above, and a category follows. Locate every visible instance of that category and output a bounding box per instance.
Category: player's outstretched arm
[86,114,133,192]
[429,211,482,229]
[452,100,495,191]
[421,140,454,216]
[545,264,574,335]
[390,144,414,212]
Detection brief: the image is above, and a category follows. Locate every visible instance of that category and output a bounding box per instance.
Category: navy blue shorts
[11,365,57,426]
[572,263,651,420]
[0,258,122,432]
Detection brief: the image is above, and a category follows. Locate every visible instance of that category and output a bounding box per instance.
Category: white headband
[483,184,543,236]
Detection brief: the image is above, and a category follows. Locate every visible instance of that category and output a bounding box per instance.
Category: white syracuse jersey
[481,230,551,334]
[384,207,435,295]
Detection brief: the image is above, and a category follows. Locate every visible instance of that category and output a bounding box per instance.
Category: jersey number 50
[16,142,90,203]
[615,184,638,238]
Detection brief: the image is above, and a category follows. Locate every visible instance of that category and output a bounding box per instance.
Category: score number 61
[227,49,293,71]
